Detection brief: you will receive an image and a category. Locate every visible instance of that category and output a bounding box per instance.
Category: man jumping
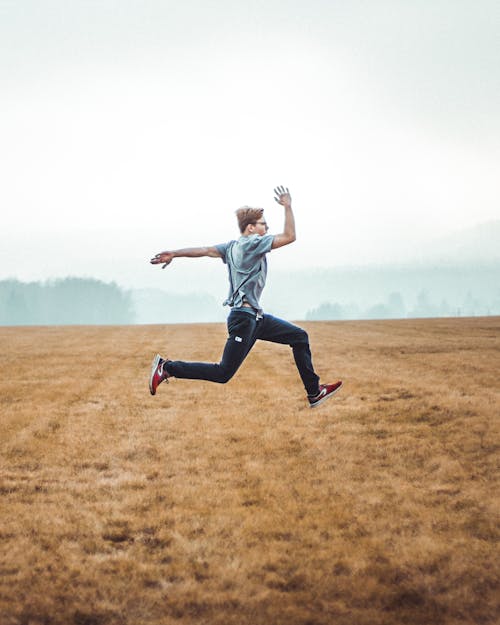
[149,186,342,408]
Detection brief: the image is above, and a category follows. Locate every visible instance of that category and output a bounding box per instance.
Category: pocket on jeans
[227,313,254,340]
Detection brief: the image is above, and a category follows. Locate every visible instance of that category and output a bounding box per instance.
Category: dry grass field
[1,317,499,625]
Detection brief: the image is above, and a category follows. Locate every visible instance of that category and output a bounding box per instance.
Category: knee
[217,367,235,384]
[293,328,309,346]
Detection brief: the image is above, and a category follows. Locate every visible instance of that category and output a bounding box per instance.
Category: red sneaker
[149,354,171,396]
[308,381,343,408]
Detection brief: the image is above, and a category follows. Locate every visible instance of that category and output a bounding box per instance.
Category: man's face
[253,215,269,234]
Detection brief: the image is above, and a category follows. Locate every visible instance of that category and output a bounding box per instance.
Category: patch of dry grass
[0,318,499,625]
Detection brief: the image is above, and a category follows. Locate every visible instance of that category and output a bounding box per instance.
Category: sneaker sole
[149,354,162,396]
[309,381,343,408]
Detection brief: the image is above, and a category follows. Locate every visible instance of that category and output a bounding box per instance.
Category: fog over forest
[1,260,498,326]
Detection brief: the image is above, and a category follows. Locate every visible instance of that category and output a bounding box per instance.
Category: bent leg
[166,311,258,383]
[257,314,320,395]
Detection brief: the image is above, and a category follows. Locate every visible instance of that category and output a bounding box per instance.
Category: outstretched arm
[271,186,296,249]
[150,246,221,269]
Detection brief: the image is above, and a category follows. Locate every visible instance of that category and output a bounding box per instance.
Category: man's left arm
[271,186,296,249]
[150,246,222,269]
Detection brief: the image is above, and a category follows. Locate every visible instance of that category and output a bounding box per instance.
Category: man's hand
[274,186,291,208]
[150,251,174,269]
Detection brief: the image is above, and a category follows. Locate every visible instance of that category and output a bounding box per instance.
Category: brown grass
[0,317,499,625]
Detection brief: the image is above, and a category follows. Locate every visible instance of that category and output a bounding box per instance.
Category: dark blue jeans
[165,310,320,396]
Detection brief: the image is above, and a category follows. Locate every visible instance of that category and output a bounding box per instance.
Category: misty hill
[133,261,500,322]
[265,262,500,320]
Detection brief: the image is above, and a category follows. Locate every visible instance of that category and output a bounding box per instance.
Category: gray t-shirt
[215,234,274,315]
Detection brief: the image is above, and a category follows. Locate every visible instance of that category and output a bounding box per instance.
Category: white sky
[1,0,499,286]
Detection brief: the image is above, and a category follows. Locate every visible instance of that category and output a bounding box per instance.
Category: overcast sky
[1,0,499,286]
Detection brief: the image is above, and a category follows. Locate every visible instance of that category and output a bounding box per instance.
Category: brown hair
[235,207,264,234]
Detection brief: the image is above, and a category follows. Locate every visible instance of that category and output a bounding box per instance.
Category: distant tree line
[2,268,499,326]
[0,278,134,325]
[306,289,500,321]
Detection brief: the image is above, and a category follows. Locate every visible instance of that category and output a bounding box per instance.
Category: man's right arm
[150,246,221,269]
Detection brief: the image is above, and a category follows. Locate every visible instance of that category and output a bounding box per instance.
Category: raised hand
[150,251,174,269]
[274,185,291,208]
